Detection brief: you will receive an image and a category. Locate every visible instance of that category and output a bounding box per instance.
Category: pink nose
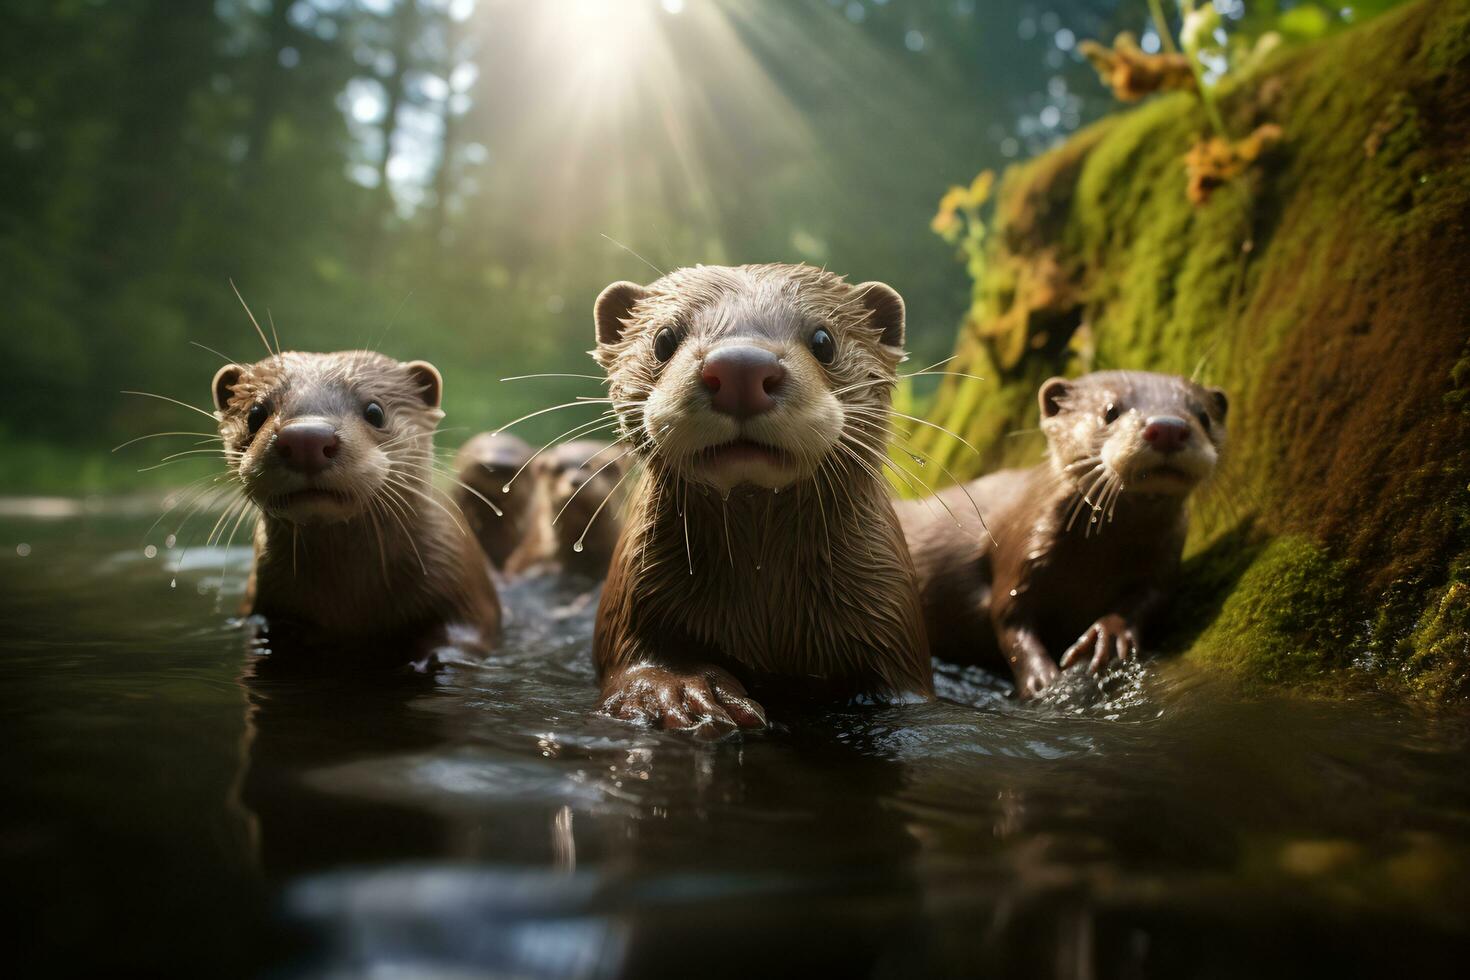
[275,420,340,473]
[701,346,785,418]
[1142,416,1191,454]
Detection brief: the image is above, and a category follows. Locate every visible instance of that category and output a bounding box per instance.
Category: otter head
[536,439,630,549]
[458,432,535,519]
[592,263,906,494]
[1039,370,1228,498]
[212,351,444,525]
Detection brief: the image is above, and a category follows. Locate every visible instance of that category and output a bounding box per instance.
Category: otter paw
[600,664,768,732]
[1013,654,1061,700]
[1059,614,1140,674]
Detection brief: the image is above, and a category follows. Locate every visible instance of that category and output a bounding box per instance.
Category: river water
[3,507,1469,978]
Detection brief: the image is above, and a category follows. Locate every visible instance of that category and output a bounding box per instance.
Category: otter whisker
[229,279,278,360]
[500,373,608,383]
[843,430,969,531]
[681,477,694,576]
[265,309,283,360]
[188,340,239,364]
[889,436,995,545]
[575,461,636,556]
[551,444,639,528]
[112,431,221,453]
[364,492,391,586]
[431,469,504,518]
[598,232,666,277]
[1064,465,1109,532]
[841,405,982,459]
[373,483,429,575]
[146,473,230,543]
[492,398,615,436]
[809,456,836,568]
[217,499,256,594]
[721,495,736,569]
[384,473,471,539]
[815,452,877,563]
[501,412,620,493]
[121,390,221,423]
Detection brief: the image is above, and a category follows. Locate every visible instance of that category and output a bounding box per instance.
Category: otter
[590,263,934,731]
[898,370,1227,698]
[534,439,632,578]
[211,351,501,662]
[453,432,546,573]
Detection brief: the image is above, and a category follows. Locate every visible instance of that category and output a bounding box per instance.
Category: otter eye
[246,402,271,435]
[1195,410,1212,432]
[653,327,679,363]
[363,402,386,428]
[809,328,836,365]
[1103,402,1120,425]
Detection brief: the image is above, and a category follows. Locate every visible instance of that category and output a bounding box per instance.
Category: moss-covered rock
[914,0,1470,702]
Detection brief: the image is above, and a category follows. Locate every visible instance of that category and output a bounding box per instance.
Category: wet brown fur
[591,263,933,728]
[213,351,501,658]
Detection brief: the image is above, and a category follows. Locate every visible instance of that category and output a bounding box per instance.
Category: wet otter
[535,439,632,578]
[211,351,501,661]
[899,370,1227,698]
[453,432,546,572]
[590,263,934,731]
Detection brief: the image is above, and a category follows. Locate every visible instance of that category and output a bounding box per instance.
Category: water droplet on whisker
[572,541,584,553]
[501,485,511,493]
[169,578,177,589]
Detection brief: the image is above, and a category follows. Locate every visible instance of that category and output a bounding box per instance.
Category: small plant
[931,169,995,284]
[1183,123,1284,204]
[1078,33,1197,102]
[1080,0,1291,207]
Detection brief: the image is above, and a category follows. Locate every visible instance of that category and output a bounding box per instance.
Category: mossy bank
[911,0,1470,702]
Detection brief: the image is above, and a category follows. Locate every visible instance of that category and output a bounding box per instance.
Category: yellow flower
[1183,123,1284,205]
[931,185,968,237]
[967,169,995,206]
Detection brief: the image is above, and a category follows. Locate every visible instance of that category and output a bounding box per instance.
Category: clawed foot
[1059,614,1139,674]
[600,663,768,732]
[1013,654,1060,700]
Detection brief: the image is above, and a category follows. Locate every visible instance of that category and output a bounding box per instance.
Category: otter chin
[264,486,362,523]
[689,438,798,491]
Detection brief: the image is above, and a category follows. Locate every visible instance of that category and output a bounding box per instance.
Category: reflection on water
[3,510,1470,978]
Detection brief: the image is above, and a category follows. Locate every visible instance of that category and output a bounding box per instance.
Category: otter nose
[701,346,785,418]
[275,420,340,473]
[1142,416,1191,455]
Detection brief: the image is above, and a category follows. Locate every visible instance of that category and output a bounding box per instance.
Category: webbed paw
[1059,614,1139,674]
[600,663,767,732]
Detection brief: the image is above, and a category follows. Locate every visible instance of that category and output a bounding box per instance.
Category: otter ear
[594,281,650,346]
[856,282,905,349]
[1206,386,1229,421]
[212,364,245,412]
[404,360,443,409]
[1039,377,1071,418]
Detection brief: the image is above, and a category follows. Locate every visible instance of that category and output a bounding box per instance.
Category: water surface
[4,507,1469,978]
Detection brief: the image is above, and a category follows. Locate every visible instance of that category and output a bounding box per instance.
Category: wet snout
[275,419,340,474]
[1142,416,1191,455]
[701,346,785,418]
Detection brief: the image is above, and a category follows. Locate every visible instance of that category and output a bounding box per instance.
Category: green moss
[1186,536,1357,683]
[1400,580,1470,699]
[916,0,1470,702]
